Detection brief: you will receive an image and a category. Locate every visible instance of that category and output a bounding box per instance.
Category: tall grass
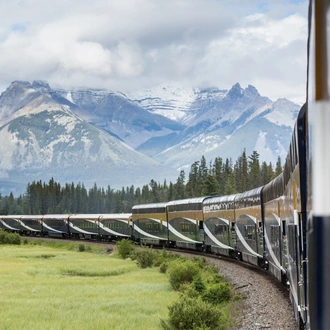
[0,243,178,330]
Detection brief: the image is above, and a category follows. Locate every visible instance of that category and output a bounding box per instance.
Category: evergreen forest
[0,150,283,215]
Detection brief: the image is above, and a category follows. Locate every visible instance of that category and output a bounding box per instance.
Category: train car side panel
[131,203,168,246]
[234,187,264,267]
[203,195,237,257]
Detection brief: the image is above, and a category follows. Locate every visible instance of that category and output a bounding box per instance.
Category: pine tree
[275,156,283,176]
[202,175,220,196]
[248,151,261,189]
[173,170,185,200]
[186,161,200,197]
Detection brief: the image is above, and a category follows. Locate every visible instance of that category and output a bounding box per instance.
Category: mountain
[130,83,300,169]
[0,81,178,195]
[0,80,300,194]
[51,87,184,149]
[50,82,299,168]
[125,84,227,123]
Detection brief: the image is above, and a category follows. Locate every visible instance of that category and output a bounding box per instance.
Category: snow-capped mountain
[52,86,184,149]
[125,84,227,123]
[0,81,178,194]
[133,83,300,168]
[0,80,301,194]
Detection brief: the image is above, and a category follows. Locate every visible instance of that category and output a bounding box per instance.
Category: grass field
[0,242,178,330]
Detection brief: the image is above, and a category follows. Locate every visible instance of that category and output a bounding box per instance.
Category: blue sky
[0,0,309,103]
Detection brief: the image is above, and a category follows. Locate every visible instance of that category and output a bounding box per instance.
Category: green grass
[0,242,178,330]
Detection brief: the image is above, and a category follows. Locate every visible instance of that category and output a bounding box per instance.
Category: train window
[244,225,255,240]
[271,225,279,244]
[215,224,228,236]
[215,224,224,235]
[145,223,160,232]
[181,223,194,233]
[282,220,286,236]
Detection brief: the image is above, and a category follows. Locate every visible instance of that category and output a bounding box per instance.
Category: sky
[0,0,309,104]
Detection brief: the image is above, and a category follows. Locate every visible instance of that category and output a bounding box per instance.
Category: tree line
[0,149,282,215]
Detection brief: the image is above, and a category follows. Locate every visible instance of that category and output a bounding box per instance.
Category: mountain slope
[0,82,178,194]
[52,87,184,149]
[152,97,299,169]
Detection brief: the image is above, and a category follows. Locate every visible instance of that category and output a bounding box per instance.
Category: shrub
[116,239,135,259]
[136,248,158,268]
[7,232,21,245]
[178,283,200,299]
[202,282,231,305]
[0,230,6,243]
[154,249,179,267]
[161,296,222,330]
[167,259,200,291]
[159,262,168,273]
[0,230,21,245]
[192,273,206,293]
[78,243,85,252]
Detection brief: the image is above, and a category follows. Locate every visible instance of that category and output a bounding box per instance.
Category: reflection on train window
[244,225,255,240]
[133,207,166,214]
[78,221,94,229]
[287,224,297,261]
[106,221,124,230]
[145,223,160,232]
[181,223,194,233]
[168,203,203,212]
[271,225,279,244]
[215,224,228,235]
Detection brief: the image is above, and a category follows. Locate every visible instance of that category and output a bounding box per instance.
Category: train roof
[68,213,131,220]
[235,186,263,200]
[167,196,211,206]
[0,214,132,220]
[203,194,237,205]
[132,202,167,210]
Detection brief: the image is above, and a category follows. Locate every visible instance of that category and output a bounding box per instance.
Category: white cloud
[0,0,309,103]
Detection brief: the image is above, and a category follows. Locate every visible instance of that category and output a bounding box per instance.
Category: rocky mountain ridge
[0,80,300,194]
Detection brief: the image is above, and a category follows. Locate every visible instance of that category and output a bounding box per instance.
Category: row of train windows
[283,136,299,185]
[204,203,234,211]
[135,200,263,213]
[144,223,161,231]
[205,199,260,211]
[143,223,197,233]
[133,204,208,214]
[106,223,127,229]
[181,224,196,233]
[52,221,128,230]
[72,221,97,229]
[236,199,260,208]
[133,207,165,214]
[263,176,284,202]
[167,203,203,212]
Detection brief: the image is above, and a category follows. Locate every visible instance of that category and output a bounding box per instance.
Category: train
[0,1,329,329]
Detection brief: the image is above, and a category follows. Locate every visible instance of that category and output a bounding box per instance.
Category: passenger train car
[0,1,329,329]
[131,202,168,246]
[203,194,237,258]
